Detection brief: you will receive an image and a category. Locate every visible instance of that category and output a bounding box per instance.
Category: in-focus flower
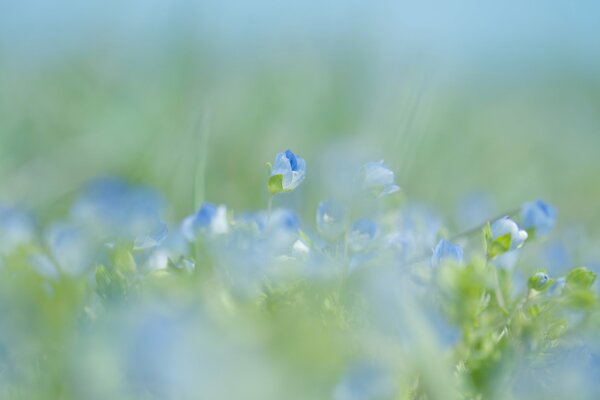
[182,202,229,241]
[521,199,557,237]
[490,216,528,251]
[316,199,346,240]
[348,218,378,252]
[269,149,306,193]
[431,239,464,267]
[361,161,400,198]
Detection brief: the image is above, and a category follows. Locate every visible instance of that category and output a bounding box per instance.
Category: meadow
[1,4,600,399]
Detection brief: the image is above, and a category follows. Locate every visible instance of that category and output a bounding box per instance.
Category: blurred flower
[269,149,306,193]
[349,218,378,252]
[490,216,528,250]
[182,203,229,241]
[521,199,557,237]
[46,223,96,276]
[0,206,35,255]
[361,161,400,198]
[72,178,165,244]
[316,199,346,240]
[431,239,463,267]
[333,363,396,400]
[134,222,168,250]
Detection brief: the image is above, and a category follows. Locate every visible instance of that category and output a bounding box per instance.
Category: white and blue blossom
[361,161,400,198]
[270,149,306,192]
[490,216,528,251]
[431,239,464,267]
[521,199,557,237]
[182,202,229,240]
[316,199,346,240]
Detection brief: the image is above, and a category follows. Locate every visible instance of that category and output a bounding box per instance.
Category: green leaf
[268,174,283,194]
[487,233,512,259]
[95,265,128,302]
[565,267,596,290]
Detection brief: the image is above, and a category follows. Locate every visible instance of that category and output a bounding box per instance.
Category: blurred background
[1,0,600,234]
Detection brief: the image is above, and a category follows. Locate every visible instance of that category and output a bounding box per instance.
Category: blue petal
[521,199,557,237]
[285,149,298,171]
[431,239,464,267]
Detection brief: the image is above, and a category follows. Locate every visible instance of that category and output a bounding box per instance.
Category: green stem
[266,195,273,228]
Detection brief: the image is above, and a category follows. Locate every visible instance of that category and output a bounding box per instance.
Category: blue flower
[348,218,378,252]
[182,202,228,241]
[316,199,346,240]
[0,206,35,255]
[333,363,396,400]
[490,216,528,250]
[46,223,96,276]
[521,199,557,237]
[270,149,306,192]
[72,178,165,243]
[361,161,400,198]
[431,239,464,267]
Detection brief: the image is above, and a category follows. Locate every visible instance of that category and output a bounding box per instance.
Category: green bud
[528,272,551,291]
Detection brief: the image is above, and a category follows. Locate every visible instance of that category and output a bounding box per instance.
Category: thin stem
[193,110,211,209]
[492,261,507,312]
[401,207,522,267]
[266,195,273,227]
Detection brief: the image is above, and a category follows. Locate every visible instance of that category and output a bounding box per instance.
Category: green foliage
[268,174,283,194]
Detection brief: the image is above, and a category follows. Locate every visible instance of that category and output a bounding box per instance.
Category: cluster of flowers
[0,149,563,295]
[3,149,597,399]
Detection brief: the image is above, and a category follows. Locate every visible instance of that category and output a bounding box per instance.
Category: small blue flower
[349,218,378,252]
[270,149,306,192]
[333,363,396,400]
[182,202,228,241]
[0,206,35,255]
[269,208,301,232]
[490,216,528,250]
[46,223,95,276]
[431,239,464,267]
[521,199,557,237]
[134,222,169,250]
[316,199,346,240]
[361,161,400,198]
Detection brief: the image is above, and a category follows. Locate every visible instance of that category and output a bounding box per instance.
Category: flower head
[431,239,464,267]
[361,161,400,198]
[348,218,378,252]
[182,202,229,241]
[521,199,557,237]
[490,216,528,251]
[316,199,346,240]
[269,149,306,193]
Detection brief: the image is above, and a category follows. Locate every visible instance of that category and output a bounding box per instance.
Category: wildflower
[46,223,96,276]
[348,218,378,252]
[316,199,346,240]
[182,202,229,241]
[333,363,396,400]
[0,206,35,255]
[361,161,400,198]
[431,239,464,267]
[268,149,306,193]
[521,199,557,237]
[490,216,528,251]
